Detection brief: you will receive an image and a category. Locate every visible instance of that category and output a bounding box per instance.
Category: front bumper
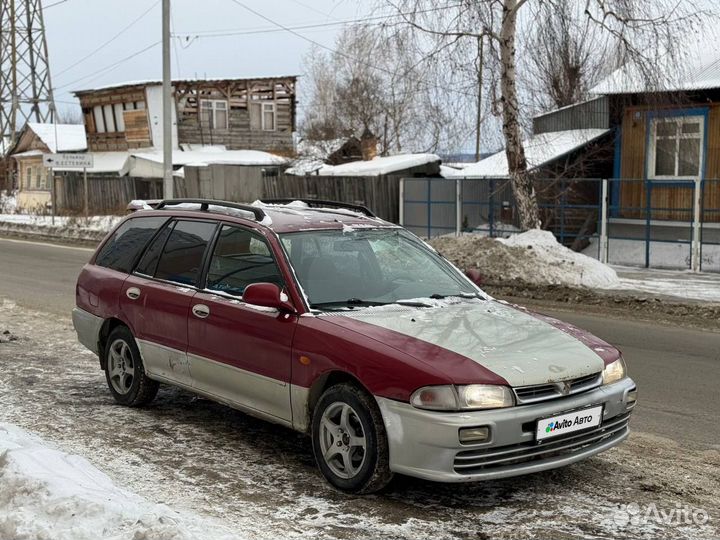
[376,377,636,482]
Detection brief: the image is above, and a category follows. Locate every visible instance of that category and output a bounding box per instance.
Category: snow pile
[496,229,619,287]
[428,229,620,289]
[0,423,238,540]
[0,191,17,214]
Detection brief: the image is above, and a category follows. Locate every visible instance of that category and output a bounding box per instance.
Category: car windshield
[279,228,478,309]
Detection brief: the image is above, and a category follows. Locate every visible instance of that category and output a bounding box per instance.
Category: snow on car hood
[337,300,605,387]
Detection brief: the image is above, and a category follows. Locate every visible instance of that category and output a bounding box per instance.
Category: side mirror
[243,283,296,313]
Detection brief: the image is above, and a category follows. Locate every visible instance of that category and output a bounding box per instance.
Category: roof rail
[260,198,376,218]
[155,199,266,222]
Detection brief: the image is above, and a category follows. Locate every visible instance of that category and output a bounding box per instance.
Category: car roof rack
[155,199,266,222]
[260,198,376,218]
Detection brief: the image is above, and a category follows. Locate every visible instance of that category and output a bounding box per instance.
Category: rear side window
[95,216,168,273]
[135,221,174,276]
[155,220,217,286]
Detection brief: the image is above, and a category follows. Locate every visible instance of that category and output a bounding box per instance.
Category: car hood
[329,299,606,387]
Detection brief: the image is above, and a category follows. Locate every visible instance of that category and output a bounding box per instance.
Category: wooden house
[6,122,87,210]
[73,76,297,154]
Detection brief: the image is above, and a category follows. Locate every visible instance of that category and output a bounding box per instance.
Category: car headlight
[602,357,627,385]
[410,384,515,411]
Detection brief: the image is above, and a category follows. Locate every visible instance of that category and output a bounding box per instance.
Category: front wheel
[311,383,393,494]
[104,326,159,407]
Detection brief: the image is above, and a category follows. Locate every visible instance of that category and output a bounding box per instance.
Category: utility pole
[162,0,173,199]
[0,0,56,151]
[474,34,484,163]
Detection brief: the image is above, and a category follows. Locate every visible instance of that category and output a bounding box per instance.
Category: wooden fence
[262,174,400,222]
[55,166,403,222]
[55,173,161,214]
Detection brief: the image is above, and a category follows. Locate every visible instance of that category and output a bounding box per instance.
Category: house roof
[446,129,610,178]
[592,38,720,94]
[286,138,358,175]
[26,123,87,152]
[131,149,288,167]
[309,154,441,177]
[73,75,298,95]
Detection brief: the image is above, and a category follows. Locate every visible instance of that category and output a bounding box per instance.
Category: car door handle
[126,287,141,300]
[192,304,210,319]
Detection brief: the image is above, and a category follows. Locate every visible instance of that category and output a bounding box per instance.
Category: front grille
[513,372,602,405]
[453,411,630,475]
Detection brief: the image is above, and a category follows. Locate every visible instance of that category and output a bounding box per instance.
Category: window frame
[138,218,220,288]
[202,223,286,299]
[261,102,276,131]
[647,114,705,180]
[94,215,171,274]
[199,99,229,130]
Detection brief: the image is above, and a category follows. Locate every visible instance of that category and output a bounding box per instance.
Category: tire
[104,326,159,407]
[311,383,393,494]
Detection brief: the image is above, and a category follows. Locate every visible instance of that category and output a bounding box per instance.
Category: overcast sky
[44,0,369,117]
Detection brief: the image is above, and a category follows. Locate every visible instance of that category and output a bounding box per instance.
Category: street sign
[43,153,94,169]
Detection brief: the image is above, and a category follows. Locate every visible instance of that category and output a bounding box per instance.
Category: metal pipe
[162,0,173,199]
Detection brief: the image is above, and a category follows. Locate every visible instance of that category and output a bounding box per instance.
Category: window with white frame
[649,115,704,178]
[199,99,228,130]
[249,101,276,131]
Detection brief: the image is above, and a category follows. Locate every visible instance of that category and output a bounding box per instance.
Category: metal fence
[400,177,720,273]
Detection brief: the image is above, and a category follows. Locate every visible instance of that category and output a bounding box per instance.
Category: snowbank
[0,191,17,214]
[496,229,619,288]
[428,230,620,289]
[0,423,238,540]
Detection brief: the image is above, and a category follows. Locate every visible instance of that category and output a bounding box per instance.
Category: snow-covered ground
[1,300,718,540]
[0,214,121,231]
[608,267,720,303]
[0,423,238,540]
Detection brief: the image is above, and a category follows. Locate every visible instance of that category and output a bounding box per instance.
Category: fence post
[644,181,652,269]
[398,177,405,226]
[600,179,609,264]
[691,178,702,272]
[455,178,462,237]
[83,168,89,218]
[489,177,495,237]
[426,178,431,239]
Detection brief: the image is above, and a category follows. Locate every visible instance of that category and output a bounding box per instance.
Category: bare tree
[388,0,709,230]
[57,106,84,124]
[300,24,472,155]
[524,2,614,112]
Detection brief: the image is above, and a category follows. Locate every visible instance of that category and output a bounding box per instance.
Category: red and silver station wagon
[73,199,637,493]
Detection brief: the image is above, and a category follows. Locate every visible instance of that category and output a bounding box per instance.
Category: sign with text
[43,153,94,169]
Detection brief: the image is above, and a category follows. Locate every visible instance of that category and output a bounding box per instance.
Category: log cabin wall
[75,77,297,154]
[175,78,295,154]
[618,102,720,222]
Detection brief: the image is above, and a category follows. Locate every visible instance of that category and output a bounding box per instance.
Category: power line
[54,0,161,78]
[43,0,69,9]
[175,4,461,39]
[224,0,476,99]
[54,40,161,91]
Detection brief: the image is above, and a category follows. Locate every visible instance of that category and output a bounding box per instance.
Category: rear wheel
[104,326,158,407]
[311,383,393,494]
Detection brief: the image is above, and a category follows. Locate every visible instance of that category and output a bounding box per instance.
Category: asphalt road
[1,236,718,449]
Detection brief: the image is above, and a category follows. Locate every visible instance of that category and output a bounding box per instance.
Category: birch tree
[389,0,708,230]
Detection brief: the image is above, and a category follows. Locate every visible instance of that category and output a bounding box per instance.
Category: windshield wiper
[311,298,436,310]
[429,292,484,300]
[310,298,391,309]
